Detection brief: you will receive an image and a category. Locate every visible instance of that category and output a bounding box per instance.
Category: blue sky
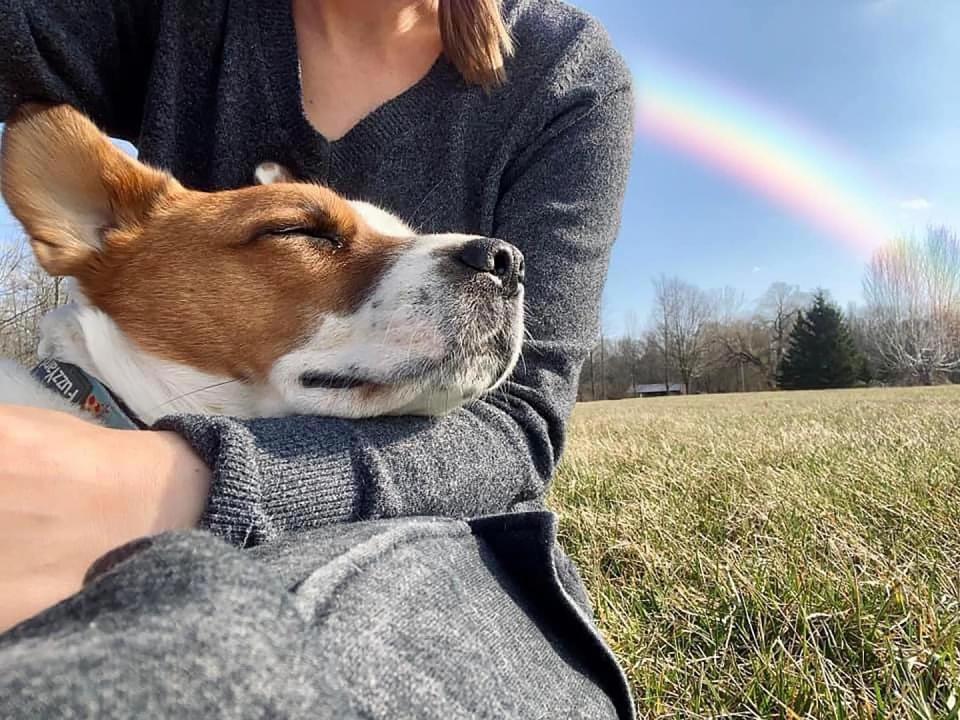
[2,1,958,336]
[578,0,960,333]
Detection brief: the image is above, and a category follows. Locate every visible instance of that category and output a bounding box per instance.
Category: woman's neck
[291,0,443,139]
[295,0,439,54]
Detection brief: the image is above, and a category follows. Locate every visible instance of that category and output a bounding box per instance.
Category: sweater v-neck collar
[255,0,461,171]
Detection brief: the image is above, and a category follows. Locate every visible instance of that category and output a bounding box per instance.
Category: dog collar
[30,358,146,430]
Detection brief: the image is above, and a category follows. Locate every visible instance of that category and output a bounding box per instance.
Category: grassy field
[550,387,960,719]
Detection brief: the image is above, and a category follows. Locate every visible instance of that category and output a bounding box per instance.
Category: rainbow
[633,53,896,255]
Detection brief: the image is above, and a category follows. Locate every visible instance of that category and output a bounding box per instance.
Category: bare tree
[651,275,714,393]
[863,226,960,384]
[599,328,606,400]
[757,282,811,384]
[0,237,66,364]
[621,310,643,396]
[0,239,24,298]
[707,288,771,391]
[652,277,674,391]
[845,301,873,382]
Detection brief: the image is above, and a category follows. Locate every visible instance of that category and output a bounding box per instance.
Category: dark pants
[0,512,633,719]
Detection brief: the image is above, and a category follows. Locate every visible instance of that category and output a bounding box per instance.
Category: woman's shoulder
[501,0,633,100]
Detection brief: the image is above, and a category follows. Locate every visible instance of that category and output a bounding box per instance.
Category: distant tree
[708,287,772,391]
[620,310,643,394]
[704,282,813,391]
[651,275,714,393]
[652,275,676,391]
[778,292,861,390]
[862,226,960,384]
[844,302,875,384]
[0,236,66,364]
[710,319,771,391]
[758,282,812,383]
[638,332,671,387]
[579,330,661,401]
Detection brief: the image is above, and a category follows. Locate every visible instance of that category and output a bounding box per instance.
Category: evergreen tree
[778,292,862,390]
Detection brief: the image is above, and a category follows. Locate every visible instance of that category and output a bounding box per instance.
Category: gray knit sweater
[1,0,634,547]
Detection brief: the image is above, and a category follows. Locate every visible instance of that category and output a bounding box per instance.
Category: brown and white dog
[0,104,524,425]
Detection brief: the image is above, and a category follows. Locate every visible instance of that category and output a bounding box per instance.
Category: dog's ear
[0,103,177,277]
[254,161,296,185]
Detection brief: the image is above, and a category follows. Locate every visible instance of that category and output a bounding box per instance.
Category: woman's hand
[0,405,211,632]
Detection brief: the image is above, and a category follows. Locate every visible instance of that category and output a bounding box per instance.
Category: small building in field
[629,382,687,398]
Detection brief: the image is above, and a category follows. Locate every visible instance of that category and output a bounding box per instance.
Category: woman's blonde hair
[438,0,514,88]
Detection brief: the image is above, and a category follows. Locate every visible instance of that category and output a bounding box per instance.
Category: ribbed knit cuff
[154,414,362,547]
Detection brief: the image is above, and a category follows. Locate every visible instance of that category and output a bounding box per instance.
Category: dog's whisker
[408,179,445,226]
[148,378,243,414]
[380,303,409,364]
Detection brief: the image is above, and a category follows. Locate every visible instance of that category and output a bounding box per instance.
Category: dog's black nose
[458,238,524,296]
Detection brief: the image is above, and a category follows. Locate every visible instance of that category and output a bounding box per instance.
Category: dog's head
[0,104,524,418]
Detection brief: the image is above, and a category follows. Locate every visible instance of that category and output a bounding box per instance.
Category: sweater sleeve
[0,0,155,140]
[157,83,635,547]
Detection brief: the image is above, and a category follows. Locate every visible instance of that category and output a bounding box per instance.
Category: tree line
[0,238,64,365]
[579,225,960,401]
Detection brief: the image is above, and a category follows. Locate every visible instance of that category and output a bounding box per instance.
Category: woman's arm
[2,1,634,549]
[0,0,155,138]
[156,82,636,546]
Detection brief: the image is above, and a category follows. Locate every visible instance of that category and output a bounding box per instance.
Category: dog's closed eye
[266,227,345,251]
[246,226,346,253]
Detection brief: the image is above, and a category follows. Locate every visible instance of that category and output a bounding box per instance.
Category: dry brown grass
[551,387,960,719]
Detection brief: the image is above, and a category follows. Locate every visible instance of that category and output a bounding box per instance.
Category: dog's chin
[386,356,519,416]
[265,283,525,419]
[384,385,484,417]
[270,338,521,419]
[273,371,492,420]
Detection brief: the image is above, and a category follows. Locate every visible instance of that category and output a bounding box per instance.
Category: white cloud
[899,197,932,211]
[752,266,763,274]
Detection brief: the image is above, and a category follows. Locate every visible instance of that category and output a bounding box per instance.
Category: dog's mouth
[299,372,370,390]
[297,361,442,394]
[297,350,513,399]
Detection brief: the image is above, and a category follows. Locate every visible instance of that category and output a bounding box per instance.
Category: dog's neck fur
[39,283,271,424]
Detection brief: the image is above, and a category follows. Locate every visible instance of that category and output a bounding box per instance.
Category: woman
[0,0,635,716]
